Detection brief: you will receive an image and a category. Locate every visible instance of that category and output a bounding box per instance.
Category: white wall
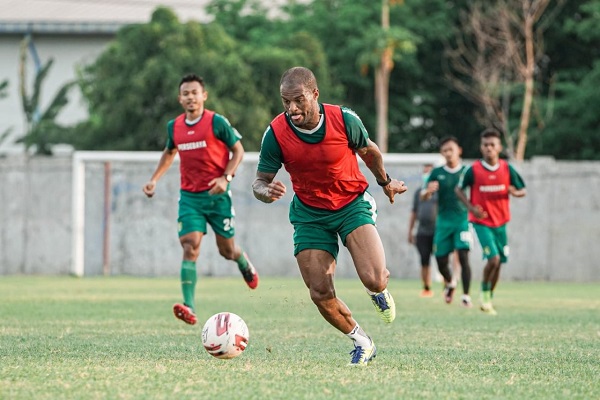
[1,153,599,282]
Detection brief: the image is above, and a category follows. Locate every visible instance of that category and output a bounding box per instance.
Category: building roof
[2,0,215,23]
[0,0,213,34]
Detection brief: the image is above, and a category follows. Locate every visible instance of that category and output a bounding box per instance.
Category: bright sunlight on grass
[1,276,598,399]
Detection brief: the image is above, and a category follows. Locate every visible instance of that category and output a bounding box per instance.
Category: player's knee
[218,247,236,260]
[181,242,199,259]
[485,256,501,271]
[490,255,501,267]
[309,285,335,306]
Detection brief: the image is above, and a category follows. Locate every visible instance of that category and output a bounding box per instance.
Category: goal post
[71,151,179,277]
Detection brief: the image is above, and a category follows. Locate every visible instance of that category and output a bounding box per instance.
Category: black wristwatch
[224,174,234,182]
[376,173,392,187]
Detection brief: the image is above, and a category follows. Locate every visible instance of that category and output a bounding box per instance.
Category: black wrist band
[376,173,392,187]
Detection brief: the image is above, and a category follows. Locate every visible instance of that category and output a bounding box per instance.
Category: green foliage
[1,277,599,399]
[564,0,600,42]
[17,36,75,155]
[530,61,600,159]
[66,0,600,158]
[205,1,343,124]
[77,7,256,150]
[240,31,340,119]
[76,6,331,151]
[526,0,600,160]
[279,0,480,154]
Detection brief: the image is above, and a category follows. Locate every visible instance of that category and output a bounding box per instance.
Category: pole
[102,161,111,276]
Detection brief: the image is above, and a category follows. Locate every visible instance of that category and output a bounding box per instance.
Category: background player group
[411,132,526,315]
[144,67,526,364]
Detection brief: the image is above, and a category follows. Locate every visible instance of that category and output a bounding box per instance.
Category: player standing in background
[143,74,258,325]
[421,136,473,307]
[455,128,526,315]
[252,67,408,366]
[408,163,437,298]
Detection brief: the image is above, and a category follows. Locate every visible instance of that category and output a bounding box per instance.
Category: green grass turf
[0,276,598,399]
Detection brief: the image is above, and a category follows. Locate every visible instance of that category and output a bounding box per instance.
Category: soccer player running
[455,128,526,315]
[252,67,408,366]
[408,163,437,298]
[421,136,473,307]
[143,74,258,326]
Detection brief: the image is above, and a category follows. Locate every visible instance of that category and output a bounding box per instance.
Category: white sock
[365,287,386,296]
[345,324,372,348]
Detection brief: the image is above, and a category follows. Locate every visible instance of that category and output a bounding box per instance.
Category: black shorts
[415,233,434,267]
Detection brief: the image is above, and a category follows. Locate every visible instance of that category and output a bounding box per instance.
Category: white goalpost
[71,151,177,277]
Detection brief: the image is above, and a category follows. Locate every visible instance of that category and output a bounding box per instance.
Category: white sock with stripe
[345,323,372,348]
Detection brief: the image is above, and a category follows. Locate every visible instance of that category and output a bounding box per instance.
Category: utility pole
[375,0,399,153]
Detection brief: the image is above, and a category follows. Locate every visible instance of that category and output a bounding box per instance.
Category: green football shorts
[177,189,236,238]
[472,223,508,263]
[433,220,472,257]
[289,191,377,260]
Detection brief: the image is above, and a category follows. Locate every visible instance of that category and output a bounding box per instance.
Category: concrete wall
[0,155,72,274]
[1,153,599,282]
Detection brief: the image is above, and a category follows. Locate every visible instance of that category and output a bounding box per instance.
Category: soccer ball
[201,312,249,359]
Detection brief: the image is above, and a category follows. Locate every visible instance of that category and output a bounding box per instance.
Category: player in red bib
[456,128,526,315]
[143,74,258,326]
[253,67,408,366]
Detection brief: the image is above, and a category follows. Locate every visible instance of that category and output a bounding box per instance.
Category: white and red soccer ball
[201,312,249,359]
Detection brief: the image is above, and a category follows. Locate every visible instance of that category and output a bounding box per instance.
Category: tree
[377,0,479,155]
[280,0,417,151]
[208,0,477,155]
[0,79,12,146]
[75,7,266,150]
[535,62,600,159]
[528,0,600,159]
[444,0,565,160]
[371,0,416,152]
[18,35,75,155]
[61,0,599,159]
[207,0,342,116]
[76,6,332,151]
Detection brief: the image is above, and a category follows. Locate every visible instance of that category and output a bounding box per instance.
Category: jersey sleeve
[213,113,242,148]
[341,107,369,149]
[508,164,526,189]
[257,126,283,174]
[458,166,474,189]
[165,119,176,150]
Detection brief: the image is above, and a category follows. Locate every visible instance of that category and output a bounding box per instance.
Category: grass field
[1,276,598,400]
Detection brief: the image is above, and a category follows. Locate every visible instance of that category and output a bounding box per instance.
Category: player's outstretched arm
[381,179,409,204]
[143,148,177,198]
[252,171,286,203]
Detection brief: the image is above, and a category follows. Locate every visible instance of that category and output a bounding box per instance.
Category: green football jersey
[426,165,468,226]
